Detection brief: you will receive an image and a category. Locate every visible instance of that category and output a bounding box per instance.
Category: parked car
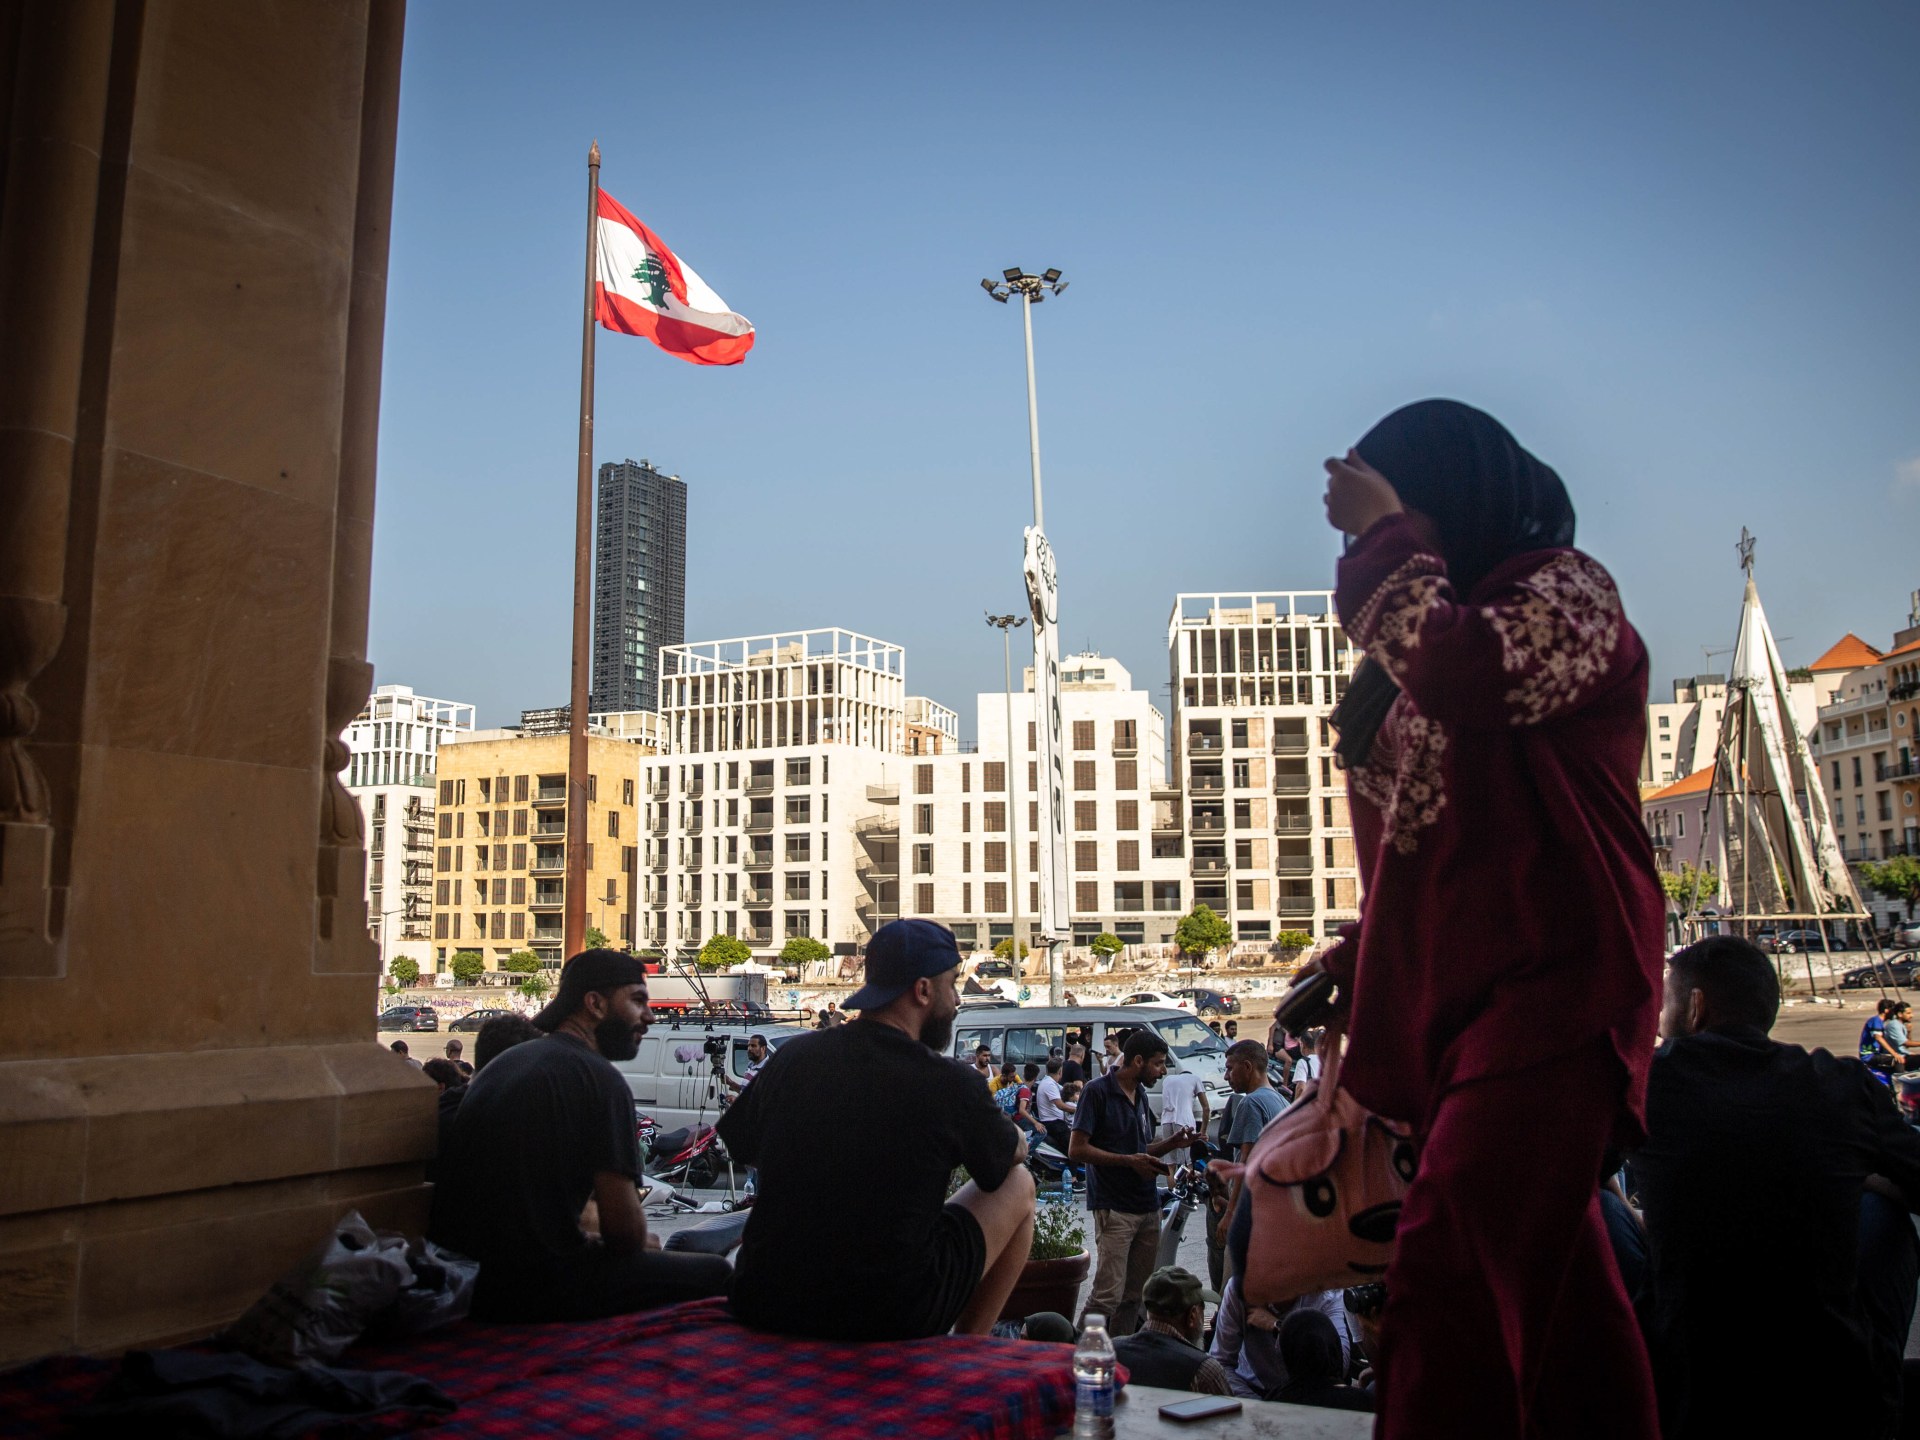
[1169,986,1241,1019]
[971,958,1017,982]
[1839,952,1920,990]
[448,1007,518,1032]
[1894,922,1920,948]
[378,1005,439,1032]
[1775,929,1850,952]
[611,1022,811,1135]
[1119,990,1196,1013]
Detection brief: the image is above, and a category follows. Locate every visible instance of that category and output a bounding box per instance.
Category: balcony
[746,775,774,795]
[649,854,667,870]
[744,852,773,871]
[1877,757,1920,781]
[1187,734,1223,753]
[686,816,704,834]
[531,857,565,874]
[1112,738,1138,757]
[1276,897,1316,916]
[535,820,565,837]
[1274,813,1311,833]
[1190,774,1225,793]
[1193,858,1228,875]
[1275,856,1313,874]
[534,787,566,805]
[1272,776,1310,795]
[1191,816,1225,835]
[530,891,565,910]
[746,814,774,834]
[855,812,899,837]
[686,779,704,797]
[1113,898,1146,913]
[1150,781,1183,801]
[647,779,669,797]
[647,815,667,834]
[744,889,771,907]
[867,783,900,803]
[1272,736,1309,755]
[744,928,773,946]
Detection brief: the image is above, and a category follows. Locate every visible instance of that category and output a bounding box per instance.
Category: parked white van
[610,1020,810,1132]
[947,1005,1232,1122]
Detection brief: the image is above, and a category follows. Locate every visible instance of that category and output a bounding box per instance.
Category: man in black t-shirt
[718,919,1035,1340]
[429,950,731,1321]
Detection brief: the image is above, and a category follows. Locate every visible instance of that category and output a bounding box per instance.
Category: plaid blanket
[0,1299,1082,1439]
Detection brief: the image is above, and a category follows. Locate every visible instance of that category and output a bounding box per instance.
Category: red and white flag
[593,190,755,366]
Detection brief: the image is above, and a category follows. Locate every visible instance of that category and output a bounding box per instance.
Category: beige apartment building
[1167,592,1363,943]
[429,729,648,969]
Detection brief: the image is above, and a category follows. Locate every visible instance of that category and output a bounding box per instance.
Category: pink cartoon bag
[1217,1018,1418,1307]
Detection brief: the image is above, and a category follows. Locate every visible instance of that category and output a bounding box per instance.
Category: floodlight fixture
[1042,268,1062,284]
[980,278,998,294]
[1003,267,1023,282]
[1051,280,1069,296]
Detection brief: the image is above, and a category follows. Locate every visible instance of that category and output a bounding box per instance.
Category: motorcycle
[635,1110,731,1190]
[1156,1162,1217,1269]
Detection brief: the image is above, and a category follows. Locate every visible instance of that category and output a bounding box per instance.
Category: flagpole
[565,140,600,961]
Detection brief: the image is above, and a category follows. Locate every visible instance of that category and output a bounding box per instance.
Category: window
[622,778,634,805]
[438,812,452,839]
[1676,813,1686,839]
[913,844,934,875]
[963,882,973,913]
[915,764,933,795]
[437,845,450,870]
[985,800,1007,833]
[916,882,934,913]
[1115,759,1137,791]
[1232,759,1250,789]
[511,842,526,869]
[1114,719,1137,752]
[588,774,598,801]
[1073,720,1096,751]
[1076,880,1099,912]
[1233,799,1252,829]
[607,810,620,838]
[511,877,526,905]
[435,879,449,905]
[787,757,811,785]
[785,872,810,900]
[1027,722,1036,751]
[1075,839,1098,871]
[514,809,528,836]
[785,834,811,862]
[962,842,972,873]
[1231,719,1249,748]
[1658,715,1671,728]
[1074,760,1097,791]
[786,795,811,824]
[1854,757,1864,787]
[1028,762,1038,791]
[1236,879,1255,909]
[961,802,971,833]
[984,761,1006,792]
[1075,800,1097,831]
[1235,838,1253,868]
[1117,799,1139,830]
[986,881,1008,913]
[1117,839,1140,871]
[961,763,971,793]
[514,775,528,802]
[785,910,812,938]
[915,803,934,834]
[435,914,448,939]
[985,841,1008,873]
[1005,1027,1066,1066]
[1153,880,1182,912]
[492,844,507,869]
[455,811,464,838]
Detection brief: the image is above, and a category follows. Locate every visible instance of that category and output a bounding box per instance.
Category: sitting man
[428,949,731,1321]
[1272,1310,1374,1413]
[718,918,1036,1340]
[1208,1275,1354,1401]
[1111,1266,1234,1395]
[1631,935,1920,1439]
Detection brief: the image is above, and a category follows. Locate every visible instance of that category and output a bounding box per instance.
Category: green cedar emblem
[631,255,670,309]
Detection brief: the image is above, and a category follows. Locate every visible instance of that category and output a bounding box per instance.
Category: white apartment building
[639,630,910,957]
[346,684,475,971]
[904,654,1188,952]
[1643,670,1833,789]
[1168,592,1363,943]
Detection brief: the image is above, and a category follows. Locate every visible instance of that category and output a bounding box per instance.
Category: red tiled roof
[1808,633,1884,672]
[1643,765,1715,804]
[1883,636,1920,661]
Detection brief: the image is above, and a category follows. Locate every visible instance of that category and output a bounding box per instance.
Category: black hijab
[1330,400,1575,769]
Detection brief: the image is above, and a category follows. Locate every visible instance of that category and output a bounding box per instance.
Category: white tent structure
[1685,532,1874,995]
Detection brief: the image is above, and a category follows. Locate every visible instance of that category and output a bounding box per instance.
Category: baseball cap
[845,919,963,1010]
[531,949,652,1031]
[1142,1265,1220,1315]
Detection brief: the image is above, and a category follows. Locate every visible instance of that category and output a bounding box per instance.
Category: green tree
[501,949,542,974]
[1175,904,1233,962]
[699,934,752,971]
[584,926,611,952]
[387,955,420,987]
[449,950,486,984]
[1275,929,1314,952]
[780,935,831,967]
[1658,863,1720,910]
[1090,932,1124,961]
[1861,857,1920,921]
[993,938,1030,960]
[518,971,551,1001]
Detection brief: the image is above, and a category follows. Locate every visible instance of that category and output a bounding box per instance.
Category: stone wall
[0,0,430,1365]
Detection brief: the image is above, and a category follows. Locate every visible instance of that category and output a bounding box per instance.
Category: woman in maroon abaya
[1316,400,1663,1437]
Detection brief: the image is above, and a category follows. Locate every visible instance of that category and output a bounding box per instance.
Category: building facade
[1167,593,1363,943]
[591,458,687,714]
[640,630,908,957]
[345,685,476,971]
[429,729,650,969]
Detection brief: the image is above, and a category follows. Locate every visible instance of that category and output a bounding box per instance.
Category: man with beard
[428,950,731,1321]
[718,919,1036,1340]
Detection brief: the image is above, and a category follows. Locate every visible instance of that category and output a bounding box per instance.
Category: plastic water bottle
[1072,1313,1116,1439]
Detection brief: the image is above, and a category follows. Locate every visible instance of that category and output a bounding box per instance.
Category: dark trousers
[473,1244,731,1323]
[1859,1188,1920,1434]
[1043,1120,1073,1156]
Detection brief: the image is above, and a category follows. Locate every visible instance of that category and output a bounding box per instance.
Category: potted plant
[999,1196,1089,1323]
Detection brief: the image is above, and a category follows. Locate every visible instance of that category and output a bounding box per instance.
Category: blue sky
[375,1,1920,729]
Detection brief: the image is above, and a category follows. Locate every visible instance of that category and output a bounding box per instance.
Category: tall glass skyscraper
[591,458,687,713]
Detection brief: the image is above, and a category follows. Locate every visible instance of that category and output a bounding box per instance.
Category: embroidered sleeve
[1334,515,1640,729]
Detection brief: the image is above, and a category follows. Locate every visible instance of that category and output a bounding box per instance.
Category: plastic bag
[364,1238,479,1338]
[225,1211,415,1366]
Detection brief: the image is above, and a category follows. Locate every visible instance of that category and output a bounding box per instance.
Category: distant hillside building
[591,458,687,713]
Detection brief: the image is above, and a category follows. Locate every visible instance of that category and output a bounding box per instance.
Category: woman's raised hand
[1323,449,1403,537]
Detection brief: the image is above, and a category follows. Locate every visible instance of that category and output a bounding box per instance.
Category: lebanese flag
[593,190,755,366]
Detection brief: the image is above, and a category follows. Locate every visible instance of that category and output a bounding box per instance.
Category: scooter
[635,1111,731,1190]
[1025,1135,1083,1199]
[1156,1163,1216,1269]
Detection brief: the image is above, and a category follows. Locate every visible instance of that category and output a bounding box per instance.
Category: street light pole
[980,267,1066,535]
[986,613,1027,970]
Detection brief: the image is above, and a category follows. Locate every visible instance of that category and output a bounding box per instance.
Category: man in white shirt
[1290,1028,1322,1093]
[1157,1066,1209,1170]
[1035,1058,1074,1155]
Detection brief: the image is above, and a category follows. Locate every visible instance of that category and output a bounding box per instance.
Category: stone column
[0,0,431,1366]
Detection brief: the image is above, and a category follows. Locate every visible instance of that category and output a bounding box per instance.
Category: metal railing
[1272,737,1309,755]
[1272,776,1310,794]
[1877,756,1920,781]
[1187,736,1223,752]
[1274,815,1311,833]
[746,816,773,833]
[1275,857,1313,874]
[746,776,774,795]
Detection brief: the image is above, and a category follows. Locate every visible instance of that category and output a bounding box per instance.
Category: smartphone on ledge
[1158,1395,1243,1422]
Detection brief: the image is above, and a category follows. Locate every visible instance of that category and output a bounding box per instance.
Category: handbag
[1218,1017,1418,1306]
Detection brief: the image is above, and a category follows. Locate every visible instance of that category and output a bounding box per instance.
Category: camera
[702,1034,728,1062]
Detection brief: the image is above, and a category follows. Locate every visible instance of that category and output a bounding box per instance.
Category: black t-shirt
[1631,1025,1920,1438]
[1072,1071,1159,1213]
[717,1019,1019,1321]
[1061,1059,1086,1084]
[428,1032,637,1286]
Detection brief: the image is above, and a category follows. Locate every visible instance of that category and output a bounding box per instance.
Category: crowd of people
[397,401,1920,1435]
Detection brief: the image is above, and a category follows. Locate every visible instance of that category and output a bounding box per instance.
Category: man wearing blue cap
[718,919,1037,1340]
